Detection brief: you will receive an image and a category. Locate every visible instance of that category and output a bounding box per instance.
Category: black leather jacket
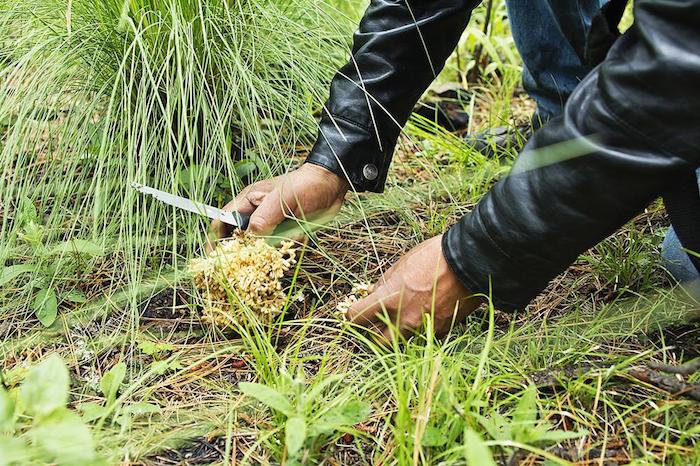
[306,0,700,310]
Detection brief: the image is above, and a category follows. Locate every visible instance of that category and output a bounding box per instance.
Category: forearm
[306,0,479,192]
[443,0,700,309]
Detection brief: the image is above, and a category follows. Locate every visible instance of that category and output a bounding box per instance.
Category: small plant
[1,197,104,327]
[475,385,586,462]
[0,355,103,465]
[77,360,161,432]
[239,371,370,464]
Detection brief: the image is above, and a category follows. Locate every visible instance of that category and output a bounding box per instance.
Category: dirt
[142,436,232,466]
[644,317,700,360]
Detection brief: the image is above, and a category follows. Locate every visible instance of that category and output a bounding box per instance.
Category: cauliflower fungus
[189,232,297,326]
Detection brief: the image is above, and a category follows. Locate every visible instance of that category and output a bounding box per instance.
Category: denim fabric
[505,0,609,119]
[662,169,700,294]
[506,0,698,290]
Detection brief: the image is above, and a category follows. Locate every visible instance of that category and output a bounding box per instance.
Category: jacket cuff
[305,111,392,193]
[442,215,527,312]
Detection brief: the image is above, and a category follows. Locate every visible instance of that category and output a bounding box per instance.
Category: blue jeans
[661,170,700,296]
[506,0,700,291]
[505,0,608,120]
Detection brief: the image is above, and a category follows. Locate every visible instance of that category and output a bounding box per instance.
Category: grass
[1,0,699,464]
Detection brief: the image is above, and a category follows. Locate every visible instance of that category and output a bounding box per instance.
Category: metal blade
[131,182,241,227]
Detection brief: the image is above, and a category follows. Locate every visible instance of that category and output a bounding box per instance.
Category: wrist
[438,234,472,298]
[302,161,350,194]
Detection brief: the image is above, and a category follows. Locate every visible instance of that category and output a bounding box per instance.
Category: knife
[131,182,250,230]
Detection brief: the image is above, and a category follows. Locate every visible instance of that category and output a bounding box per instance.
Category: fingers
[347,282,403,324]
[347,292,387,326]
[207,180,276,248]
[247,188,294,236]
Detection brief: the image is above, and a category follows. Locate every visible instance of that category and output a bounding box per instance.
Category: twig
[648,359,700,376]
[629,367,700,402]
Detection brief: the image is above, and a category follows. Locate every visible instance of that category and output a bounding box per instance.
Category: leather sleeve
[305,0,478,192]
[443,0,700,310]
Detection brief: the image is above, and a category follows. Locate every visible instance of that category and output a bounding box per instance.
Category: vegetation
[1,0,698,465]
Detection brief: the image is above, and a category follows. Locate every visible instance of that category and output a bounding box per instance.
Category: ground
[1,1,699,464]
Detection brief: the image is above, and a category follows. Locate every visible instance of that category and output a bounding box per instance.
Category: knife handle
[234,212,251,230]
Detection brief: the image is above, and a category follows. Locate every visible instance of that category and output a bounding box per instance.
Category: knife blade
[131,182,249,229]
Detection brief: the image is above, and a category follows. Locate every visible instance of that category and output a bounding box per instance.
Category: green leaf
[100,362,126,402]
[534,428,587,443]
[463,428,497,466]
[19,196,38,225]
[138,340,173,356]
[34,288,58,327]
[0,113,18,129]
[49,239,104,257]
[304,374,344,404]
[115,413,133,429]
[0,386,15,431]
[514,384,538,426]
[0,437,31,466]
[123,401,160,417]
[20,354,70,419]
[234,160,257,179]
[285,416,307,458]
[312,400,370,436]
[63,289,87,304]
[0,264,36,286]
[77,402,109,422]
[239,382,293,417]
[149,359,181,375]
[422,424,448,447]
[30,410,96,465]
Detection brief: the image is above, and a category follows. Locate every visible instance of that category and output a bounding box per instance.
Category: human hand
[347,235,482,342]
[209,163,349,244]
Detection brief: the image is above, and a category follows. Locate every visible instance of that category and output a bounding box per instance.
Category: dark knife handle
[234,212,251,230]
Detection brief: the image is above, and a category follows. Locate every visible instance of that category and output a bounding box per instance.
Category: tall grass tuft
[0,0,352,322]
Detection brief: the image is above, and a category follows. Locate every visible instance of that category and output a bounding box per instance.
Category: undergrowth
[1,1,698,465]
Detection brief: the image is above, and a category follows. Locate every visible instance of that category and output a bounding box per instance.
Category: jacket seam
[326,111,373,132]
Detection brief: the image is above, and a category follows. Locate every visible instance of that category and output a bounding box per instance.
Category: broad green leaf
[78,402,109,422]
[149,359,181,375]
[34,288,58,327]
[20,354,69,419]
[285,416,307,457]
[0,386,15,431]
[312,400,370,435]
[178,164,210,189]
[19,196,38,224]
[473,413,507,441]
[138,340,173,356]
[0,114,18,128]
[63,289,87,303]
[0,264,36,286]
[30,410,96,465]
[115,412,133,429]
[50,239,104,257]
[514,384,538,426]
[239,382,293,417]
[234,160,257,179]
[0,437,31,466]
[19,220,44,246]
[124,401,160,417]
[305,374,344,404]
[100,362,126,401]
[422,424,448,447]
[463,428,497,466]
